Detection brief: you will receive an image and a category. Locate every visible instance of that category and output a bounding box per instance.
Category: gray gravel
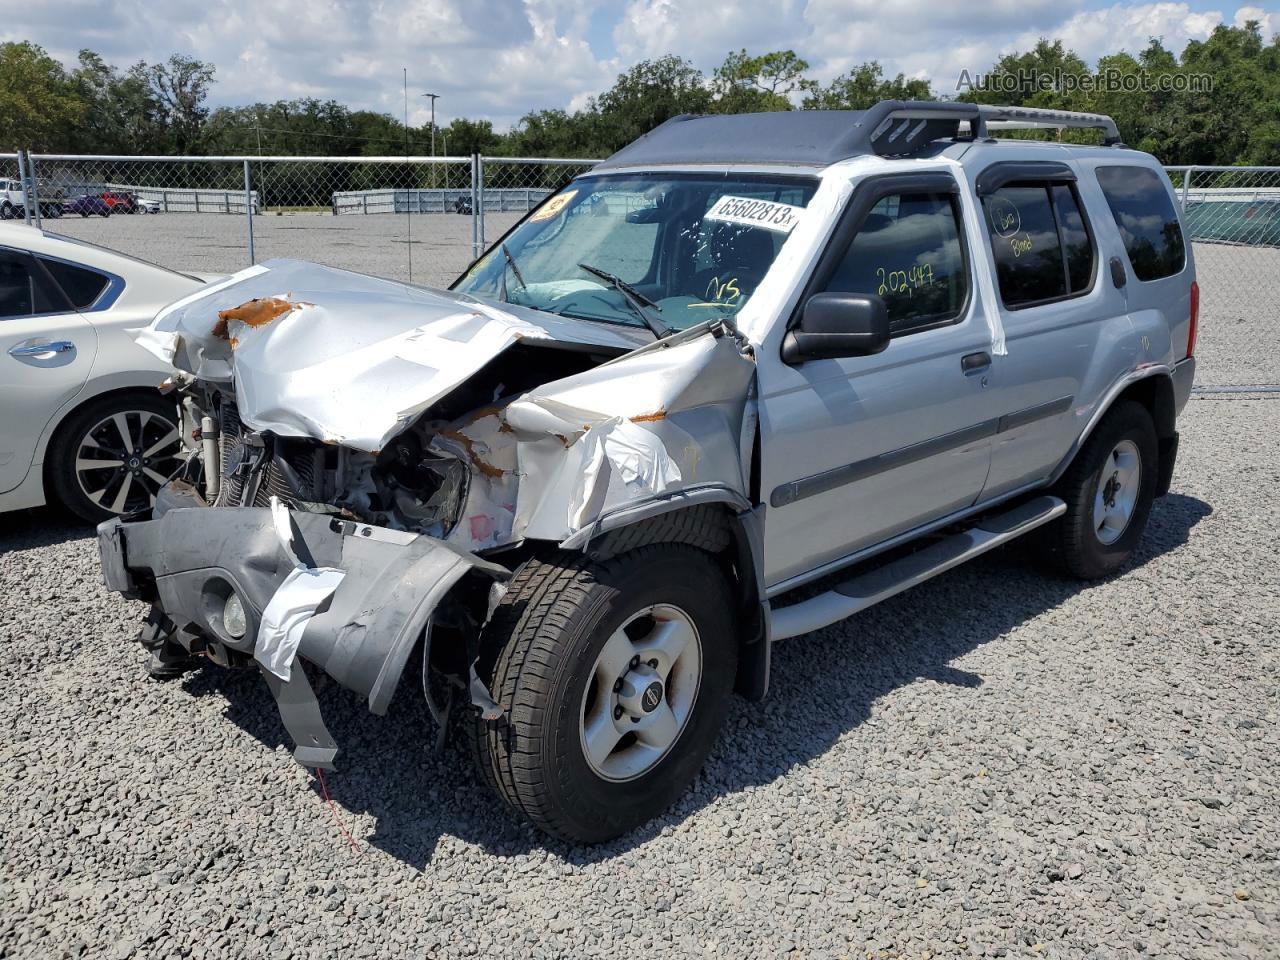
[2,394,1276,959]
[2,223,1277,959]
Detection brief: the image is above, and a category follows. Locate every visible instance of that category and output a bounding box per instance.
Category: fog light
[222,593,247,638]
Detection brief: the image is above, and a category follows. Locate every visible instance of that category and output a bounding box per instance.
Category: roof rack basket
[861,101,1123,157]
[974,104,1123,146]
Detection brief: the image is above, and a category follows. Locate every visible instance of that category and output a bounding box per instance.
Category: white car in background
[136,198,162,215]
[0,224,208,521]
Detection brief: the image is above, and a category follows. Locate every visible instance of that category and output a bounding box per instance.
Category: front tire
[0,202,13,220]
[472,545,737,843]
[1042,400,1158,579]
[47,392,184,523]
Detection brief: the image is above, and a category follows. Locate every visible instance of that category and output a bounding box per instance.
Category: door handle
[9,340,75,359]
[961,351,991,375]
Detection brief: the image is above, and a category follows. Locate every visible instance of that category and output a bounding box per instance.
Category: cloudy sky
[3,0,1274,129]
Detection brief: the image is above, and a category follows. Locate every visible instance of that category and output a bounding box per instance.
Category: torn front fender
[502,325,758,545]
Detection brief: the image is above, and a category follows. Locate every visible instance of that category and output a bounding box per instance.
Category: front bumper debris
[98,506,508,769]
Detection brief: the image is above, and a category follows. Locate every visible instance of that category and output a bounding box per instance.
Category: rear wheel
[1041,400,1158,579]
[47,392,184,523]
[0,202,13,220]
[471,545,737,843]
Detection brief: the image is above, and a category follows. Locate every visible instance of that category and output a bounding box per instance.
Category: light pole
[422,93,440,189]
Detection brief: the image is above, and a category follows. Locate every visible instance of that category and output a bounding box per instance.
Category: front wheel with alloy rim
[1040,399,1158,579]
[47,392,184,523]
[472,545,737,843]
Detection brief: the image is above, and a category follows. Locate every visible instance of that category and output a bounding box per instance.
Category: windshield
[454,173,818,332]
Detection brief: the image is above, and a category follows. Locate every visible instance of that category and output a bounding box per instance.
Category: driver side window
[821,192,969,336]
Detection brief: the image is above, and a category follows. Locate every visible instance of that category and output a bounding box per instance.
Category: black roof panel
[595,101,983,170]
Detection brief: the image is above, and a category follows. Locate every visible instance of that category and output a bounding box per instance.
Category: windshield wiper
[578,262,673,339]
[498,243,528,303]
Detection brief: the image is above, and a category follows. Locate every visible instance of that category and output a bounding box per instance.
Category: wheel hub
[579,603,703,782]
[74,409,182,516]
[616,665,664,719]
[1093,439,1141,545]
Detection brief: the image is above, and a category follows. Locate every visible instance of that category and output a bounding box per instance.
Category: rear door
[0,247,99,493]
[757,172,997,586]
[969,161,1112,497]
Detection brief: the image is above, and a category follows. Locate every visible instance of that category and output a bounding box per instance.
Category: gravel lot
[46,211,525,290]
[2,219,1277,958]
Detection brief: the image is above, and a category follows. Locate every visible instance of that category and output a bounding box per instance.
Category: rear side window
[821,192,969,335]
[983,181,1096,308]
[0,250,62,318]
[1095,165,1186,281]
[39,257,110,309]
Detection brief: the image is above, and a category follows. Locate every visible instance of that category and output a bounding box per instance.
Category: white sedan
[0,224,209,521]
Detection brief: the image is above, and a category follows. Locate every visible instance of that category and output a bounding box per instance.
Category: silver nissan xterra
[99,101,1198,843]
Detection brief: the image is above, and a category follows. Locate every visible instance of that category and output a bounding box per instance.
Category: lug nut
[647,659,658,669]
[613,678,623,693]
[629,655,640,669]
[613,706,624,721]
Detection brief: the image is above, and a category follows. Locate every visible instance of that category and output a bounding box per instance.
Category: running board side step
[768,495,1066,641]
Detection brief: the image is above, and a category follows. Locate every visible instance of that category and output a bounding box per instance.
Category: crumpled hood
[134,259,646,452]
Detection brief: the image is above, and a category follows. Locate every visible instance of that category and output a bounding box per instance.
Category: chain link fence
[5,152,1277,320]
[10,153,600,287]
[475,157,599,256]
[1167,166,1280,323]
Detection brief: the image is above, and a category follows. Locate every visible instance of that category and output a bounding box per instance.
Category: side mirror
[782,292,891,363]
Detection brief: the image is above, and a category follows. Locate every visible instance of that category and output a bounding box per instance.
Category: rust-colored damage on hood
[629,409,667,423]
[217,297,310,329]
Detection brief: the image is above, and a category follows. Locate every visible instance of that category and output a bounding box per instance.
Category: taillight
[1187,281,1199,358]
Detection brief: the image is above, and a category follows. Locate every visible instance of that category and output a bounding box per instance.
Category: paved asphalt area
[0,223,1276,959]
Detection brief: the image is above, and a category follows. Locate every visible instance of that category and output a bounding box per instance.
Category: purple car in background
[64,194,112,217]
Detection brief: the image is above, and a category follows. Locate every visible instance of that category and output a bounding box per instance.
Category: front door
[758,173,997,587]
[0,247,97,494]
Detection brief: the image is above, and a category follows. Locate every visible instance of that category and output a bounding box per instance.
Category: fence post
[163,190,169,213]
[470,154,480,259]
[1181,166,1195,212]
[477,156,487,250]
[195,193,200,214]
[243,160,256,265]
[16,150,32,226]
[26,156,41,229]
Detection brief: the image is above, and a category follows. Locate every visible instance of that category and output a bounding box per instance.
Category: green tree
[591,56,713,149]
[711,49,810,112]
[150,54,215,152]
[70,51,165,154]
[0,42,85,151]
[802,61,933,109]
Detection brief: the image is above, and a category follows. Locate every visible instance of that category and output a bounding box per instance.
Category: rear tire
[471,545,737,843]
[1041,400,1158,579]
[0,202,12,220]
[47,392,184,523]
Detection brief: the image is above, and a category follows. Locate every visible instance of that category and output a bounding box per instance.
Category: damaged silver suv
[99,102,1198,843]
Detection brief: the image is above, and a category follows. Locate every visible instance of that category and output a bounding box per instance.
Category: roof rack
[973,104,1123,146]
[591,100,1125,171]
[861,101,1123,156]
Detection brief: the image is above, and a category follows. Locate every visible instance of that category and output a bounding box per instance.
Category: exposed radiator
[214,399,316,508]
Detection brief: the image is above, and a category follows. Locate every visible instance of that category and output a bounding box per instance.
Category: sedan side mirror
[782,292,891,363]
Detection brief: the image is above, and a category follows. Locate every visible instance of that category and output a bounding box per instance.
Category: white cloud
[1015,3,1223,63]
[1233,4,1274,36]
[0,0,1265,133]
